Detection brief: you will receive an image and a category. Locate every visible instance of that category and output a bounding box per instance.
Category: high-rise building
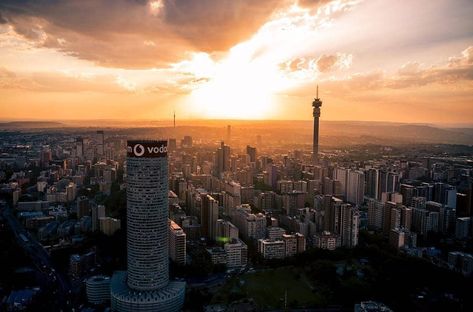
[365,168,379,199]
[340,204,360,248]
[99,217,121,236]
[77,196,90,218]
[169,220,186,265]
[76,137,84,159]
[215,141,231,177]
[201,194,219,240]
[111,140,185,312]
[215,219,239,241]
[91,204,106,232]
[367,198,384,230]
[224,238,248,268]
[232,205,266,240]
[96,130,104,158]
[312,85,322,163]
[181,135,192,148]
[347,170,365,206]
[313,231,340,250]
[246,145,257,163]
[257,239,285,259]
[226,125,231,143]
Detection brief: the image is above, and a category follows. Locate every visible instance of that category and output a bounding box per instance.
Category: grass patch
[211,266,324,309]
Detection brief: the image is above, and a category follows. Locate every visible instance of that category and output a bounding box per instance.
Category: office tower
[201,194,219,240]
[365,168,379,199]
[455,217,471,239]
[265,163,278,190]
[457,193,471,218]
[168,138,177,151]
[76,137,84,159]
[99,217,121,236]
[216,219,239,241]
[91,204,106,232]
[377,171,399,199]
[181,135,193,148]
[246,145,257,163]
[224,238,248,268]
[215,141,230,177]
[312,85,322,163]
[111,140,185,312]
[400,184,415,206]
[226,125,231,143]
[96,130,104,157]
[389,228,405,249]
[77,196,90,218]
[400,206,412,230]
[347,170,365,205]
[169,220,186,265]
[40,147,52,168]
[334,167,348,197]
[340,204,359,248]
[383,201,397,234]
[367,198,384,230]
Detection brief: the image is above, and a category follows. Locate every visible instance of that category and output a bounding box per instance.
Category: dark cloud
[0,12,7,24]
[0,0,291,68]
[163,0,286,51]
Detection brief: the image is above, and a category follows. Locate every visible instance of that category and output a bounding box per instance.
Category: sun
[186,52,286,119]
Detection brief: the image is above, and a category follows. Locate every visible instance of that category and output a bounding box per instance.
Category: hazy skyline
[1,0,473,123]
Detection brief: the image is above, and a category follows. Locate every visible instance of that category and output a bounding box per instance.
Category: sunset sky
[0,0,472,123]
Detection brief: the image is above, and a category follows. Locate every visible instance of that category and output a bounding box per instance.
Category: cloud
[297,0,333,9]
[278,53,353,84]
[316,53,352,72]
[323,46,473,94]
[0,67,132,93]
[0,0,292,68]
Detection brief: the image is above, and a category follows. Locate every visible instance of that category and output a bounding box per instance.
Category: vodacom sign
[127,140,168,158]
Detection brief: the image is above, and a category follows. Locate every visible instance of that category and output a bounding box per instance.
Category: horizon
[1,117,473,129]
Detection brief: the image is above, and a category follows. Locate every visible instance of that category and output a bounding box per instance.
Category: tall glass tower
[111,140,185,312]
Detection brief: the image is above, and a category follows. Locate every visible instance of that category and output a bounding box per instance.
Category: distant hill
[0,121,65,129]
[0,119,471,145]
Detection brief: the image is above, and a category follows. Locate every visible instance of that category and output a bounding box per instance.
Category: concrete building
[455,217,471,239]
[314,231,340,250]
[258,239,286,260]
[86,275,111,305]
[201,194,219,240]
[169,220,186,265]
[111,140,185,312]
[232,204,266,240]
[224,238,248,268]
[99,217,121,236]
[215,219,239,242]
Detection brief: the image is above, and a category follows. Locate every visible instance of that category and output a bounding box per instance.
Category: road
[1,202,71,311]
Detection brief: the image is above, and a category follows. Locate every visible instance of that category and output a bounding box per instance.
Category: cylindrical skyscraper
[126,140,169,290]
[111,140,185,312]
[312,86,322,163]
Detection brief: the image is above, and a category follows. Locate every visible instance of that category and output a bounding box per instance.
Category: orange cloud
[0,0,293,68]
